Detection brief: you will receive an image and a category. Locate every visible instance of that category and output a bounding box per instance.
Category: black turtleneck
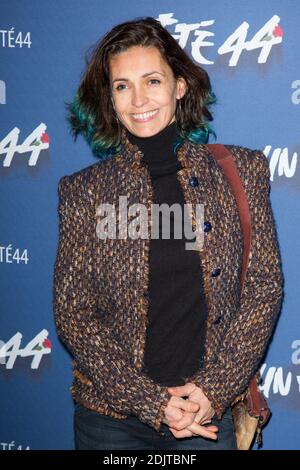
[127,121,208,387]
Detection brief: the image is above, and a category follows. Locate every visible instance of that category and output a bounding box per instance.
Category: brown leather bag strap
[206,144,271,428]
[206,144,251,291]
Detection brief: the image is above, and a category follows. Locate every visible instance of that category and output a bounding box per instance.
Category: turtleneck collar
[126,121,181,166]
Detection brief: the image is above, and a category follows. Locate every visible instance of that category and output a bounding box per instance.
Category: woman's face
[109,45,187,137]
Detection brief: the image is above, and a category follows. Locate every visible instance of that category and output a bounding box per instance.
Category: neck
[126,121,181,164]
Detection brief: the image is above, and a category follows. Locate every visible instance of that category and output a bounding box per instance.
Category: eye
[149,79,160,85]
[114,84,127,91]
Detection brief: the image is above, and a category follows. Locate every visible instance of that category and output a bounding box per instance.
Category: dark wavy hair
[65,16,217,161]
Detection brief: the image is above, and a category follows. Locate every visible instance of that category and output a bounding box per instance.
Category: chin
[129,123,166,138]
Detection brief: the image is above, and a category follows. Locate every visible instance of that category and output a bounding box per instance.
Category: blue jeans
[74,403,237,450]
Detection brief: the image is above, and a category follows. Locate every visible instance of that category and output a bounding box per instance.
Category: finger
[169,424,218,440]
[171,396,199,413]
[169,427,194,439]
[195,413,214,424]
[194,413,206,424]
[168,413,195,431]
[194,409,214,424]
[188,423,219,440]
[165,408,184,422]
[200,419,212,425]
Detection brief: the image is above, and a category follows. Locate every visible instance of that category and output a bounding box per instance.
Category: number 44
[0,329,52,369]
[0,123,50,167]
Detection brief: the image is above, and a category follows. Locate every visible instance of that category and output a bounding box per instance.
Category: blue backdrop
[0,0,299,450]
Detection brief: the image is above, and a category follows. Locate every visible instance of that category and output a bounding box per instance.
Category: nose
[131,86,148,108]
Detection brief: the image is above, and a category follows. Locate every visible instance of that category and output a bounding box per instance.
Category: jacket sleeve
[187,149,284,419]
[53,175,171,432]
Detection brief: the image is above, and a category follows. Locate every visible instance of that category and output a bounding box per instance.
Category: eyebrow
[112,71,166,84]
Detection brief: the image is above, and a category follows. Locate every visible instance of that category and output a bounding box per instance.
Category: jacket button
[189,176,199,187]
[204,221,212,232]
[211,267,221,277]
[213,316,222,325]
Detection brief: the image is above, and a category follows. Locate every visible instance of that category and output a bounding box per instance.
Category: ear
[176,77,187,100]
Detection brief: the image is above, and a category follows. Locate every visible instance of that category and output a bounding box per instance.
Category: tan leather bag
[206,144,271,450]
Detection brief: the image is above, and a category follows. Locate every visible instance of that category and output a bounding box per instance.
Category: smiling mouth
[131,109,159,121]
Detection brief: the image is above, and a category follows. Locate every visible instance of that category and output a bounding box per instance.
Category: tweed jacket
[53,130,284,436]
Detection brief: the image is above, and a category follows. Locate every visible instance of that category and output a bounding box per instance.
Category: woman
[53,17,283,450]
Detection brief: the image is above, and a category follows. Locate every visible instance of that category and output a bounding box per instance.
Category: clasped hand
[162,383,218,440]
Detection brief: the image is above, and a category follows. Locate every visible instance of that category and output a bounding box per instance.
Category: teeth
[132,109,158,119]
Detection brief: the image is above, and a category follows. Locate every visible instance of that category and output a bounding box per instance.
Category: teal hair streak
[66,93,122,162]
[171,123,216,157]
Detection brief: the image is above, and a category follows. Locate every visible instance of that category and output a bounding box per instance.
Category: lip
[131,109,159,123]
